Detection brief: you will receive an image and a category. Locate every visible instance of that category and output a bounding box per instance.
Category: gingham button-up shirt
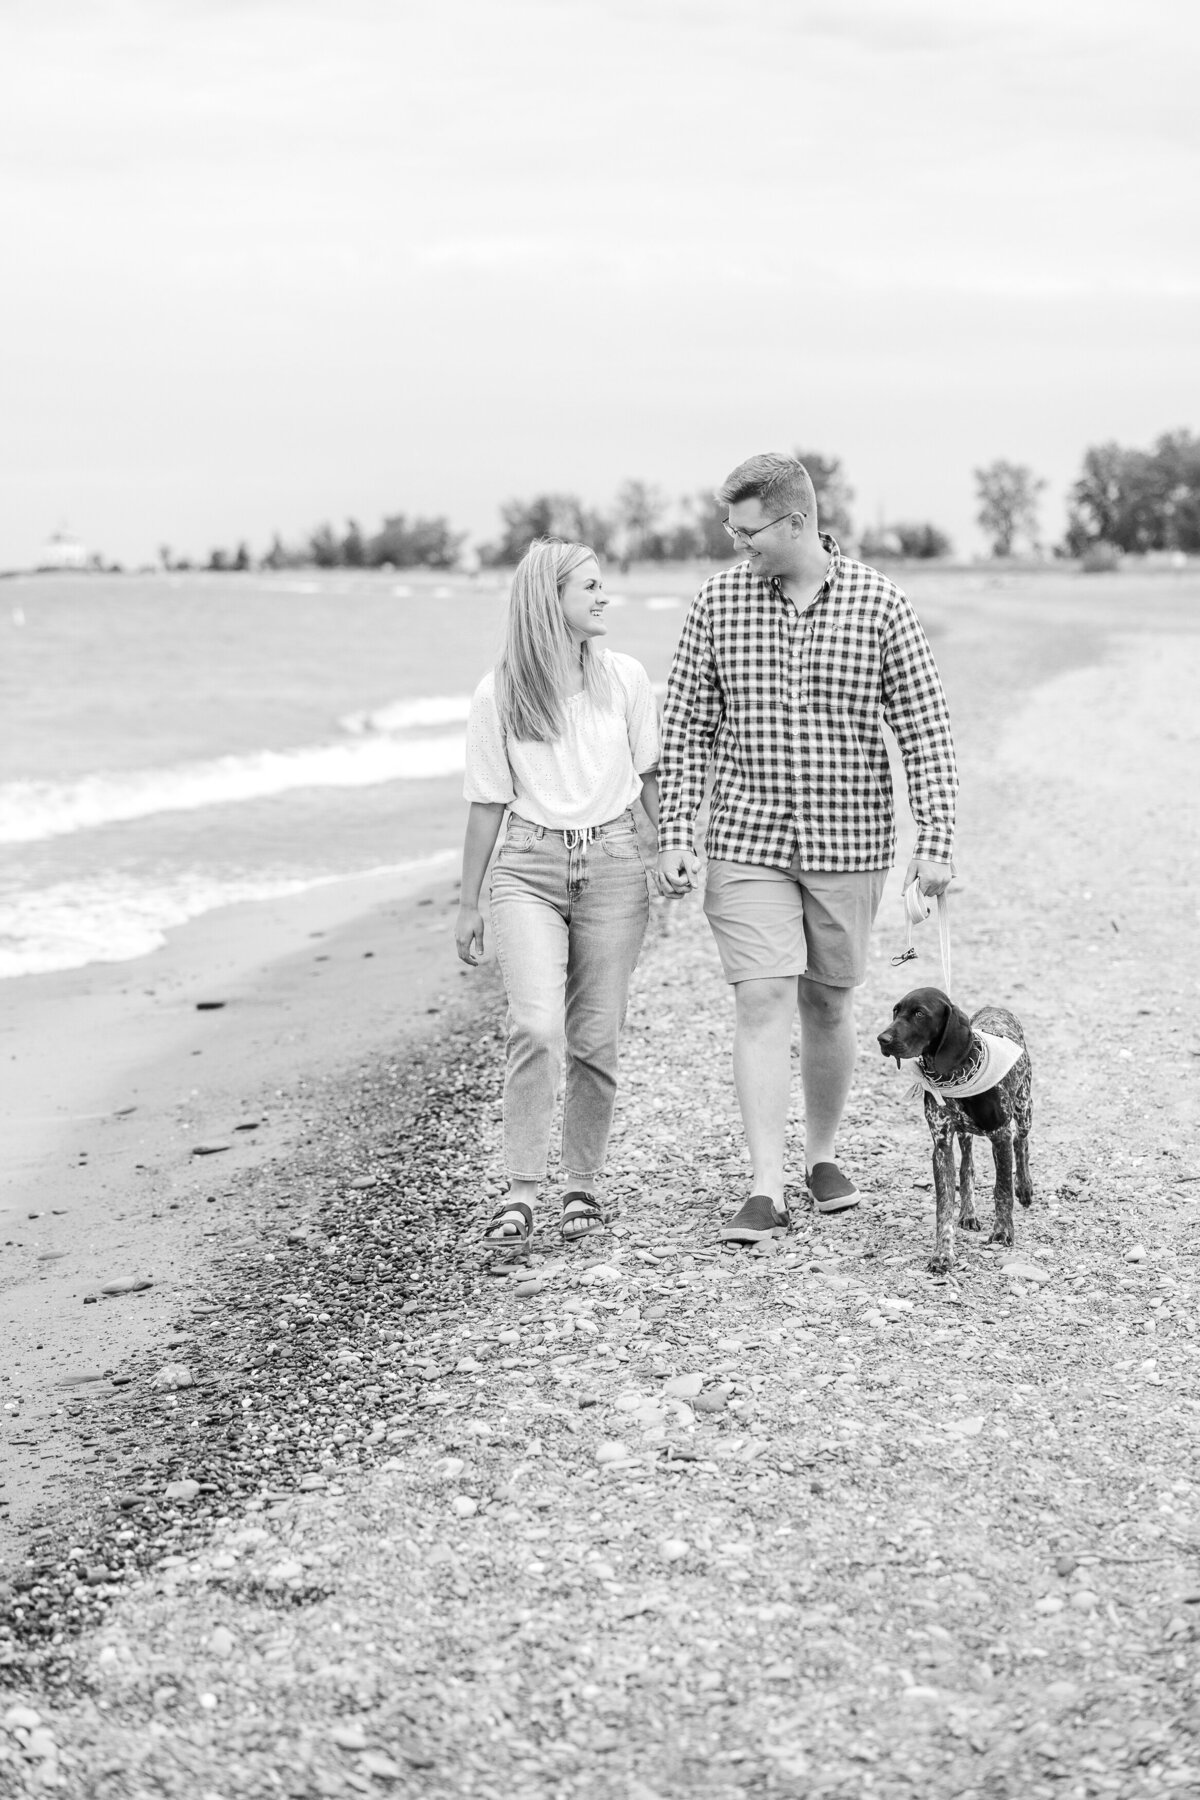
[658,538,957,871]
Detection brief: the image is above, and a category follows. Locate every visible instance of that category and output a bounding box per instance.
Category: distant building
[39,528,87,570]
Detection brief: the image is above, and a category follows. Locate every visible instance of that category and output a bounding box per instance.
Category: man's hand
[455,905,486,965]
[657,847,701,895]
[903,856,956,899]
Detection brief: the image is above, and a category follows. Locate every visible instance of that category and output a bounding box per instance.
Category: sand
[1,853,472,1554]
[3,566,1200,1797]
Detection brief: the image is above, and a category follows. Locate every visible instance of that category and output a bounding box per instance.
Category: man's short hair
[717,453,816,521]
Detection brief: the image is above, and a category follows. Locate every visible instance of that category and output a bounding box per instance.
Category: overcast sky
[2,0,1197,568]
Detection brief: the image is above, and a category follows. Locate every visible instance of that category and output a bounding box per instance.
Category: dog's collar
[906,1031,1025,1107]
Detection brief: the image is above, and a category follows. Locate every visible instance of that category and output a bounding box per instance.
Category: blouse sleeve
[621,657,660,773]
[462,676,515,804]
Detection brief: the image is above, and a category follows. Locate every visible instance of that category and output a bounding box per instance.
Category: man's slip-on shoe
[806,1163,861,1215]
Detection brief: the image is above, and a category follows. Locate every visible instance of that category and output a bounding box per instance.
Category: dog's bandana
[904,1032,1026,1108]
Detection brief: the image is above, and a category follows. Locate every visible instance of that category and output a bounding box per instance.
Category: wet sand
[0,854,478,1553]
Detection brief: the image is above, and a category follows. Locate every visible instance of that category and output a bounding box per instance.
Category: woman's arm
[455,801,506,964]
[638,769,660,832]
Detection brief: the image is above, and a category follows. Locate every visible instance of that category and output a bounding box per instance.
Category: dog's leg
[957,1133,980,1232]
[928,1113,958,1274]
[987,1125,1016,1247]
[1014,1123,1034,1211]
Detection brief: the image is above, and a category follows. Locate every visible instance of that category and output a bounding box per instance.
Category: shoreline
[0,854,483,1555]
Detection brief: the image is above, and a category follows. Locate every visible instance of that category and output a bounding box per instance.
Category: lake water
[0,567,702,977]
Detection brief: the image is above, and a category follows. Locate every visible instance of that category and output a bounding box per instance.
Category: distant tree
[1067,430,1200,555]
[309,523,341,568]
[232,542,251,572]
[681,490,737,561]
[974,460,1046,557]
[342,519,366,567]
[613,479,666,570]
[893,521,953,559]
[793,449,854,540]
[485,495,612,566]
[207,547,231,572]
[365,513,465,569]
[261,533,289,570]
[158,544,174,571]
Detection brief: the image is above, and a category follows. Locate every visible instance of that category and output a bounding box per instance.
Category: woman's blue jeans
[489,809,650,1186]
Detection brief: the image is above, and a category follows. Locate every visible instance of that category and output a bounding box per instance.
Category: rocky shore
[3,574,1200,1798]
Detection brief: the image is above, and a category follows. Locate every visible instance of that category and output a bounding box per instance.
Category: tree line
[165,430,1198,573]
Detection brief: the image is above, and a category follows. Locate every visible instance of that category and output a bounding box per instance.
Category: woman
[455,537,660,1256]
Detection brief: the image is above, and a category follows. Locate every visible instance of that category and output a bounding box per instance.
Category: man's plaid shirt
[658,537,958,871]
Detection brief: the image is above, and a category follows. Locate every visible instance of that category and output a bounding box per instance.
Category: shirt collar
[768,533,842,609]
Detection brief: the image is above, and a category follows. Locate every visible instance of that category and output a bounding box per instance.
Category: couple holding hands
[455,452,958,1255]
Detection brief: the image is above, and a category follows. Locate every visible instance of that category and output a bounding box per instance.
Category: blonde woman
[456,537,660,1256]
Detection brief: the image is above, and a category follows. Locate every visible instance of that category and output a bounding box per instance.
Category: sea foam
[0,700,471,846]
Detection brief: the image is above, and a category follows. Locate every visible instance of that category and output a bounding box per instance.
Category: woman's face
[558,555,608,643]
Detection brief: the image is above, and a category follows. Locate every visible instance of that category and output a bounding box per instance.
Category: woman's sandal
[560,1190,613,1246]
[481,1200,533,1263]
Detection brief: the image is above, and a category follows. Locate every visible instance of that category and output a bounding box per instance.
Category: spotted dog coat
[877,986,1034,1274]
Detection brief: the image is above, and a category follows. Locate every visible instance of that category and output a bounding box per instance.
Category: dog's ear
[928,995,973,1073]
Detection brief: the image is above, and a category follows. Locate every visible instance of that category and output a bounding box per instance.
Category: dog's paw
[926,1252,953,1276]
[959,1215,982,1233]
[987,1225,1014,1247]
[1018,1188,1035,1210]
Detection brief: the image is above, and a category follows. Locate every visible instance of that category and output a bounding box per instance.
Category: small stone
[298,1474,327,1491]
[1045,1680,1078,1703]
[101,1277,153,1296]
[191,1143,232,1156]
[209,1626,235,1658]
[694,1389,729,1414]
[349,1177,377,1190]
[451,1495,478,1518]
[198,1693,218,1710]
[1055,1554,1079,1577]
[438,1458,465,1481]
[513,1278,544,1298]
[588,1558,617,1581]
[1001,1260,1050,1284]
[330,1721,369,1751]
[633,1403,668,1429]
[595,1439,631,1465]
[659,1537,690,1562]
[3,1706,41,1732]
[1035,1595,1065,1614]
[1070,1589,1099,1611]
[942,1415,985,1437]
[1124,1244,1147,1263]
[361,1752,403,1779]
[165,1479,200,1502]
[644,1303,669,1322]
[153,1364,194,1390]
[267,1560,304,1583]
[664,1373,704,1400]
[24,1728,57,1759]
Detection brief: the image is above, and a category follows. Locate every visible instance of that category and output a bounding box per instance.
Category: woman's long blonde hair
[495,537,614,743]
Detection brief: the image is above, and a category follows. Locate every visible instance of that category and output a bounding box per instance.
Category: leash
[892,881,952,996]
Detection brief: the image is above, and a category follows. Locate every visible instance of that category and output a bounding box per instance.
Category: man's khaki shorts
[703,859,889,988]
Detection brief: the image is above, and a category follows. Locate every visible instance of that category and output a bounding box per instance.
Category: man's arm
[881,595,958,896]
[657,593,721,888]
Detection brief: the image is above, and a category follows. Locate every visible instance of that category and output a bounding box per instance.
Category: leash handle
[894,881,952,996]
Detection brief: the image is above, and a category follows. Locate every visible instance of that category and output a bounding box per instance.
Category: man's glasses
[722,510,806,546]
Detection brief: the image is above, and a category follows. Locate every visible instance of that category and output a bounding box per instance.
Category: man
[657,453,957,1238]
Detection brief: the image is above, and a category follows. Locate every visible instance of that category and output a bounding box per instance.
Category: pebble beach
[3,568,1200,1797]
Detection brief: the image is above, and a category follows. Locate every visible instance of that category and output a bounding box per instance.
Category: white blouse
[463,649,660,830]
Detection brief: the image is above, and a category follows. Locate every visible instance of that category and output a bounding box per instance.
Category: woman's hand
[455,905,486,965]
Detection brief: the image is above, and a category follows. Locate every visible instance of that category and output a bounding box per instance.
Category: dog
[877,986,1033,1275]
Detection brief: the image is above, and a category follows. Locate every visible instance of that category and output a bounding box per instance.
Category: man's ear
[929,997,972,1072]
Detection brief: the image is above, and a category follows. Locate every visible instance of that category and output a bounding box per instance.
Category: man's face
[725,498,800,581]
